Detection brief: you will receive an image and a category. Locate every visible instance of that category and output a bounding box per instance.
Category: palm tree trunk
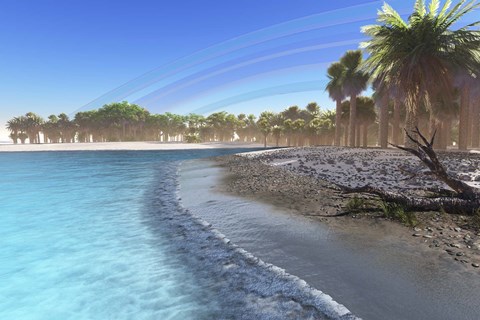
[392,100,401,145]
[378,94,389,148]
[356,124,361,147]
[344,124,349,146]
[459,87,469,150]
[471,101,480,149]
[404,107,418,149]
[363,123,368,147]
[334,99,342,146]
[348,95,357,147]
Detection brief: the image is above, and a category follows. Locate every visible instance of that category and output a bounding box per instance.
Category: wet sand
[179,158,480,320]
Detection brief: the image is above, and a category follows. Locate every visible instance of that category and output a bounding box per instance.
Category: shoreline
[215,148,480,270]
[180,157,480,319]
[0,141,265,152]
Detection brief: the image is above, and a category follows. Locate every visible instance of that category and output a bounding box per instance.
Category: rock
[454,227,462,232]
[423,235,433,239]
[451,243,462,248]
[472,263,480,268]
[457,174,471,181]
[456,252,464,256]
[413,233,422,237]
[474,175,480,182]
[414,227,422,232]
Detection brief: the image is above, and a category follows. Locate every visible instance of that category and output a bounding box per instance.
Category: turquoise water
[0,149,258,320]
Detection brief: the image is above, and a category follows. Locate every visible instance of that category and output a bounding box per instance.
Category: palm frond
[438,0,453,18]
[378,2,408,28]
[429,0,441,17]
[415,0,427,17]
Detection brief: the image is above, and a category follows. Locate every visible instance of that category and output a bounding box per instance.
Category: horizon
[1,0,476,141]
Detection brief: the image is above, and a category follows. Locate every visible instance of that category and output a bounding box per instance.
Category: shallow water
[180,159,480,320]
[0,149,264,320]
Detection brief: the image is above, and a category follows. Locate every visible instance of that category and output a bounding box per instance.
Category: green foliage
[346,196,369,211]
[380,201,417,227]
[185,134,201,143]
[362,0,480,112]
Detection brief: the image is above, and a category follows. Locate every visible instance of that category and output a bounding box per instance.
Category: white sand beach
[242,146,480,191]
[0,141,264,152]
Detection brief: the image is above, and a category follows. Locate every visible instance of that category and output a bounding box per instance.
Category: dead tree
[341,128,480,215]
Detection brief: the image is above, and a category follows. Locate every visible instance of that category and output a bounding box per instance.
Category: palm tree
[356,96,377,147]
[340,50,369,147]
[325,62,346,146]
[361,0,480,148]
[24,112,44,144]
[257,111,275,147]
[43,115,60,143]
[306,102,320,116]
[6,117,22,144]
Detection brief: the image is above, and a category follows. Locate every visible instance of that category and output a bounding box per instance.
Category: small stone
[451,243,462,248]
[414,227,422,232]
[456,252,464,256]
[413,233,422,237]
[454,227,462,232]
[472,263,480,268]
[423,235,433,239]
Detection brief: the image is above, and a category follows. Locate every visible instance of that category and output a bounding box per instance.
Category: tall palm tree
[361,0,480,148]
[340,50,369,147]
[356,96,377,147]
[325,62,346,146]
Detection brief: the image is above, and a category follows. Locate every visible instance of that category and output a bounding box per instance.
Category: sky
[0,0,474,141]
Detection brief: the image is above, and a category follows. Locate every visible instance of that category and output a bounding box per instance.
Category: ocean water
[0,149,262,320]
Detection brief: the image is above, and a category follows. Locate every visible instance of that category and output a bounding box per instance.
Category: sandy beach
[0,141,264,152]
[180,157,480,320]
[216,147,480,269]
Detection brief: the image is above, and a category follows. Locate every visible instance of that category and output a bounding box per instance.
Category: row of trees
[326,0,480,150]
[8,101,373,146]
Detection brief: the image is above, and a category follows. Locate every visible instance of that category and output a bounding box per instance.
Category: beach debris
[340,128,480,215]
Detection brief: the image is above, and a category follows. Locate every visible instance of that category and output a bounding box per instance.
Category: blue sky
[0,0,471,141]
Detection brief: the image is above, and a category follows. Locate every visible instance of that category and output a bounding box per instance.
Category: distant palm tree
[356,96,377,147]
[325,62,346,146]
[340,50,369,147]
[362,0,480,148]
[6,117,22,144]
[24,112,44,144]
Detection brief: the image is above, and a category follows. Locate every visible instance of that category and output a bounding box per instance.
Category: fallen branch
[391,127,479,200]
[336,128,480,215]
[342,185,480,215]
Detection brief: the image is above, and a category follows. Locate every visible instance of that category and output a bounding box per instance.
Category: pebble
[456,252,464,257]
[413,234,422,237]
[451,243,462,248]
[423,235,433,239]
[473,263,480,268]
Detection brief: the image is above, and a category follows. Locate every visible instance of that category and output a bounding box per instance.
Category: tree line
[5,100,375,147]
[5,0,480,150]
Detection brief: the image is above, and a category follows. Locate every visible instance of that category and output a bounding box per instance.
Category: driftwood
[341,128,480,215]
